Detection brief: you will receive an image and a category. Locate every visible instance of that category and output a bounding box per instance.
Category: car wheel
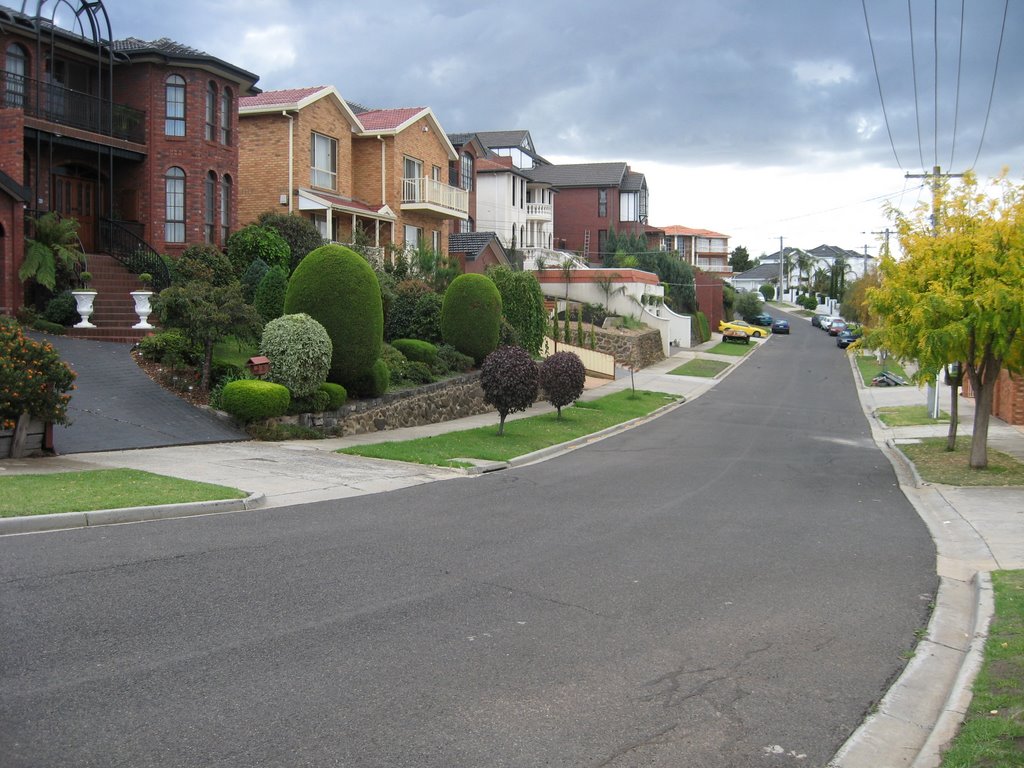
[753,331,762,338]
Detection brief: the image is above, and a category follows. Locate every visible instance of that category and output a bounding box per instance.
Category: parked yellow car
[718,319,769,338]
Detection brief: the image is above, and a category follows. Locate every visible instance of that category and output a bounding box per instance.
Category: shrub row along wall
[592,326,665,370]
[281,373,491,436]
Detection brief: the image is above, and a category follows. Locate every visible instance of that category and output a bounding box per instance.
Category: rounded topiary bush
[392,338,437,366]
[226,224,290,276]
[440,273,502,365]
[319,382,348,410]
[348,358,390,399]
[259,313,332,398]
[43,291,78,326]
[284,244,383,387]
[480,345,538,435]
[539,351,586,417]
[220,379,290,423]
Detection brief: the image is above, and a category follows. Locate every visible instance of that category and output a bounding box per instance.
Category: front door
[52,174,96,251]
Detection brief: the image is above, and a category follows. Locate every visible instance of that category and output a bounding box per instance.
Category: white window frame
[311,132,337,190]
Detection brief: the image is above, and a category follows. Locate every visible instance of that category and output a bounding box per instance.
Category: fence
[540,337,616,379]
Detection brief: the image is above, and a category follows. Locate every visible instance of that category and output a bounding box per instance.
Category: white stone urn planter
[130,290,155,329]
[70,289,97,328]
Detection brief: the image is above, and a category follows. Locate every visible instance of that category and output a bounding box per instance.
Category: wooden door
[52,175,96,251]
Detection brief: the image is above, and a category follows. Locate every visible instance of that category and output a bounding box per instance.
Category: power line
[971,0,1009,170]
[907,0,926,170]
[949,0,965,169]
[933,0,939,168]
[862,0,904,169]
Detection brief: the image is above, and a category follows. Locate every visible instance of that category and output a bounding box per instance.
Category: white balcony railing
[526,202,552,220]
[696,261,732,273]
[401,177,469,217]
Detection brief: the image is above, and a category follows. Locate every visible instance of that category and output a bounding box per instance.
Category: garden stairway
[66,253,155,343]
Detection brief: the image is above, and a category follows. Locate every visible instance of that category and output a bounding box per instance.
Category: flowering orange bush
[0,316,76,430]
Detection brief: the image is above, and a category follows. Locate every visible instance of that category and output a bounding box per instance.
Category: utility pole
[777,236,784,300]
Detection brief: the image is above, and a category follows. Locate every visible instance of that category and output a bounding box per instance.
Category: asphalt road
[1,316,937,767]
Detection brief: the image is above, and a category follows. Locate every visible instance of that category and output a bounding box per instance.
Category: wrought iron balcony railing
[2,74,146,144]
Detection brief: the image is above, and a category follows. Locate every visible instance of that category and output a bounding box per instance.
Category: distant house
[731,263,782,294]
[660,225,731,275]
[238,86,468,259]
[447,231,511,274]
[760,244,873,294]
[525,162,649,264]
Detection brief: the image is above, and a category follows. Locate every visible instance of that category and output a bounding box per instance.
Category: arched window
[220,174,232,243]
[4,43,27,108]
[205,81,217,141]
[165,167,185,243]
[220,87,232,145]
[204,171,216,243]
[165,75,186,136]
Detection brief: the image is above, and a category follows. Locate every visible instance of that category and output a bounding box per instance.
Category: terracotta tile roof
[240,86,331,109]
[358,107,427,131]
[661,225,730,239]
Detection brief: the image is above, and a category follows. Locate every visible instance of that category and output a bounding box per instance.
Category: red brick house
[660,225,732,276]
[0,0,259,318]
[525,162,649,264]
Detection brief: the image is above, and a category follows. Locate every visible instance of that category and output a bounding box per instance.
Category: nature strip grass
[669,359,730,378]
[939,570,1024,767]
[876,405,951,427]
[898,438,1024,487]
[855,354,910,386]
[706,341,754,357]
[0,468,247,517]
[339,389,680,468]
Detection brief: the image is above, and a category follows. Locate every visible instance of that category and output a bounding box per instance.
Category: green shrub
[226,224,290,276]
[348,358,390,399]
[411,291,443,343]
[253,265,289,323]
[288,389,330,414]
[385,279,432,341]
[319,382,348,410]
[259,313,332,397]
[403,361,434,385]
[240,257,270,303]
[391,338,437,366]
[220,379,290,423]
[173,245,235,287]
[209,369,254,411]
[694,311,711,343]
[284,244,383,388]
[759,283,775,302]
[257,212,326,272]
[0,316,76,429]
[137,328,200,367]
[487,265,547,355]
[43,291,78,326]
[31,318,66,334]
[434,344,474,374]
[441,273,502,365]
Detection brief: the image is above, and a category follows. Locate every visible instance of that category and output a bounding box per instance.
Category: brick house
[238,87,467,258]
[660,225,732,276]
[0,0,259,316]
[525,162,649,264]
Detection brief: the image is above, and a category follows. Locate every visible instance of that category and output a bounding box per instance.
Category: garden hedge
[440,273,502,365]
[259,313,332,397]
[220,379,290,423]
[392,338,437,366]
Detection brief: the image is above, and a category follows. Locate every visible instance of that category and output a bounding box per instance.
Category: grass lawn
[939,569,1024,768]
[213,336,258,368]
[898,438,1024,486]
[0,468,247,517]
[707,341,755,356]
[877,405,951,427]
[855,354,911,386]
[669,358,731,378]
[339,389,679,467]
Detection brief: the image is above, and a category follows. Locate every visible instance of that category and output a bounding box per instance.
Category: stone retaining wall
[592,326,664,369]
[280,373,492,436]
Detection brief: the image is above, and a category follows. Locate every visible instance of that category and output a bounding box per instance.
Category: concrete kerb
[0,491,265,536]
[829,351,995,768]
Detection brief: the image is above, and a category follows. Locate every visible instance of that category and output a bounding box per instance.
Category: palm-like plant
[19,213,84,292]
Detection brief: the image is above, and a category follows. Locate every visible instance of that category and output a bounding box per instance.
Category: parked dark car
[746,313,773,327]
[811,313,829,328]
[771,319,790,334]
[836,328,861,348]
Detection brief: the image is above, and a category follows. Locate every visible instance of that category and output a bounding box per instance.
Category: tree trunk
[201,339,214,392]
[497,411,507,436]
[970,376,995,469]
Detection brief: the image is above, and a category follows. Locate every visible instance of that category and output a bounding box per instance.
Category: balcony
[696,260,732,273]
[401,177,468,219]
[2,74,146,145]
[525,202,552,221]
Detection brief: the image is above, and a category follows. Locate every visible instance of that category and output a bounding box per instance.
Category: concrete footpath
[3,324,1024,767]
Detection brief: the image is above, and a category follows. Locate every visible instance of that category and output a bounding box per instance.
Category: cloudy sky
[103,0,1021,258]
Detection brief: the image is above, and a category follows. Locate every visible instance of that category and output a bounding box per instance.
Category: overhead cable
[861,0,904,169]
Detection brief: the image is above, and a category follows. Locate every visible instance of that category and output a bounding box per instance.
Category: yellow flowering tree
[0,316,76,440]
[869,172,1024,468]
